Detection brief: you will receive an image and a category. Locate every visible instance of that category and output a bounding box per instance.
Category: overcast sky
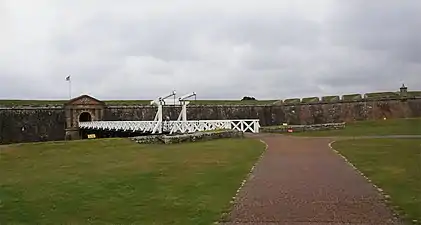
[1,0,420,100]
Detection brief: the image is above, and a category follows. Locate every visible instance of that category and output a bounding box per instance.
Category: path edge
[328,140,409,224]
[215,138,269,224]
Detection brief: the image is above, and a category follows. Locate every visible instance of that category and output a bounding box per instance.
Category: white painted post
[252,121,257,133]
[254,121,257,133]
[182,104,187,121]
[177,92,195,121]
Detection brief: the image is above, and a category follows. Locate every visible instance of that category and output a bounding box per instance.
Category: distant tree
[241,96,256,101]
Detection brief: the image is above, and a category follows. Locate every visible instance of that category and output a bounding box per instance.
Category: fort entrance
[79,112,92,122]
[64,95,105,140]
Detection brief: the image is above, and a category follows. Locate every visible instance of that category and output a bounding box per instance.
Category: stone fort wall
[0,107,66,144]
[1,97,420,144]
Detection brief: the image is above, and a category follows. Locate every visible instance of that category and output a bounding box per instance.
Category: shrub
[241,96,256,101]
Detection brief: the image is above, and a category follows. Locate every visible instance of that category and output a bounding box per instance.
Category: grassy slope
[342,94,362,100]
[321,95,340,102]
[0,138,265,224]
[291,118,421,137]
[0,99,276,106]
[409,91,421,98]
[1,89,420,106]
[364,92,399,99]
[332,139,421,224]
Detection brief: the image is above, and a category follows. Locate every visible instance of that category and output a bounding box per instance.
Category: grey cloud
[214,14,322,49]
[327,0,421,63]
[1,72,60,99]
[315,48,421,93]
[1,0,420,101]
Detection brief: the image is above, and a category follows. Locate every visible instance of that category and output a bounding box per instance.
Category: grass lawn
[332,138,421,224]
[290,117,421,137]
[0,138,265,224]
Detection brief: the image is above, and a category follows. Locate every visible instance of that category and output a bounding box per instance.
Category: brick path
[220,134,405,225]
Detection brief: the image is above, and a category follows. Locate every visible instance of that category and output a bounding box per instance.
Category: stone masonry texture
[0,107,66,144]
[130,130,243,144]
[1,98,420,144]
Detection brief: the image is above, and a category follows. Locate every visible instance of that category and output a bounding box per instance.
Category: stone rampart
[0,107,66,144]
[1,96,420,144]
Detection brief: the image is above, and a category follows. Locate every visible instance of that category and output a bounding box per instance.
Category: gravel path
[220,134,405,225]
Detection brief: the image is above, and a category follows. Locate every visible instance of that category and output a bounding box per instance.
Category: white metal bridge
[79,120,260,134]
[78,91,260,134]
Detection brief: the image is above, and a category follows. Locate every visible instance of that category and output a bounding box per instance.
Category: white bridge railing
[79,119,260,134]
[167,120,260,134]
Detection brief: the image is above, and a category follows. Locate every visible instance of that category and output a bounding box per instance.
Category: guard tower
[400,84,408,98]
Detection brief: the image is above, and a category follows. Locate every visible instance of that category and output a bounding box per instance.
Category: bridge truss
[79,119,260,134]
[78,91,260,134]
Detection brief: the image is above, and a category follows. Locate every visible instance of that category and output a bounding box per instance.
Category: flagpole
[69,78,71,99]
[66,75,72,99]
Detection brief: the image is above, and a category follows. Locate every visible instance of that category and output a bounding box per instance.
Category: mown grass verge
[290,118,421,137]
[332,138,421,224]
[0,138,265,224]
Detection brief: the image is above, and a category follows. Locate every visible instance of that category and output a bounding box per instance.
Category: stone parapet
[261,122,346,133]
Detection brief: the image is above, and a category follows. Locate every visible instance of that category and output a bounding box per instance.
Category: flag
[65,75,71,81]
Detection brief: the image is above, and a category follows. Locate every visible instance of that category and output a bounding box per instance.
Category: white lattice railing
[79,119,260,134]
[79,121,159,133]
[167,120,260,134]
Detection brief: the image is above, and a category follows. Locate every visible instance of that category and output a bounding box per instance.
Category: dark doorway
[79,112,92,122]
[79,112,92,139]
